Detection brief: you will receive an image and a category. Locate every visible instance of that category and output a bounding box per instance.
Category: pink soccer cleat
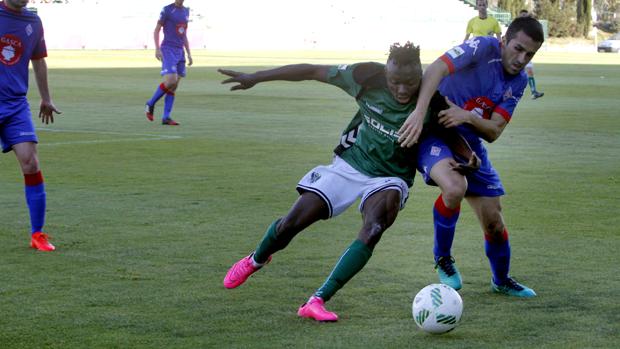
[223,253,271,289]
[297,296,338,322]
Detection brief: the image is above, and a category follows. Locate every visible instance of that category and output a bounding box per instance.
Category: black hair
[506,16,544,43]
[387,42,421,67]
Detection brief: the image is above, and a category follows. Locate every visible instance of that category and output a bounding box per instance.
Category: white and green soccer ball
[412,283,463,334]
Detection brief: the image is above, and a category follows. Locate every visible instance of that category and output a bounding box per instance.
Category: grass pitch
[0,50,619,348]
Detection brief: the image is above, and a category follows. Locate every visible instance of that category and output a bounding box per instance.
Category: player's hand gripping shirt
[326,63,418,186]
[159,3,189,49]
[0,3,46,102]
[438,36,527,148]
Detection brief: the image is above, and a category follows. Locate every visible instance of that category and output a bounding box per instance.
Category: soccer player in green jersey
[220,43,423,322]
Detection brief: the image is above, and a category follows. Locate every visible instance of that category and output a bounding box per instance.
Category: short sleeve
[439,36,495,74]
[31,20,47,59]
[466,18,474,34]
[493,19,502,34]
[158,7,167,24]
[325,64,363,98]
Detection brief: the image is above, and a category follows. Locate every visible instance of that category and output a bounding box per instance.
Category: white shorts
[296,156,409,218]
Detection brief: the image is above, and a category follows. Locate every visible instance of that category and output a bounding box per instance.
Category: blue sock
[24,171,46,234]
[147,83,167,106]
[485,229,511,285]
[433,195,460,260]
[163,92,175,120]
[528,77,537,93]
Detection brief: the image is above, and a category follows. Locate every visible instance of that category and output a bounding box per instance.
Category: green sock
[314,240,373,302]
[528,77,537,93]
[253,218,285,264]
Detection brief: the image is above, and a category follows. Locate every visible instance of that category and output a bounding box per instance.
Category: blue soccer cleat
[435,256,463,290]
[491,277,536,298]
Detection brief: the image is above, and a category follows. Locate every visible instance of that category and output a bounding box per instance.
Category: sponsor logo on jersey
[26,24,33,36]
[470,107,484,118]
[446,46,465,59]
[430,146,442,156]
[363,114,400,140]
[0,34,24,66]
[19,132,36,136]
[364,101,383,114]
[463,96,495,119]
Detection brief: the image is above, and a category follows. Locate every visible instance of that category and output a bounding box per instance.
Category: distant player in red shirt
[0,0,61,251]
[145,0,192,126]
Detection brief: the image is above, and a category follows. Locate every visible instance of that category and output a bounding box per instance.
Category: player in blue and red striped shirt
[1,0,61,251]
[145,0,192,126]
[399,16,545,297]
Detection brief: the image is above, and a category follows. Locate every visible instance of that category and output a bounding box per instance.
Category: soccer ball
[412,283,463,334]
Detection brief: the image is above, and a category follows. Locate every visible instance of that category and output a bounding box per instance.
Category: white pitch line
[37,127,183,146]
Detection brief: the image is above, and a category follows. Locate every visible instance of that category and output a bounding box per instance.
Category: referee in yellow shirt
[464,0,502,41]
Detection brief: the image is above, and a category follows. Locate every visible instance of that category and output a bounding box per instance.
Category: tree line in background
[498,0,618,37]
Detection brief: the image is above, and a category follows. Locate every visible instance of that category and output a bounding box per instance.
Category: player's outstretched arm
[218,64,331,91]
[31,58,62,124]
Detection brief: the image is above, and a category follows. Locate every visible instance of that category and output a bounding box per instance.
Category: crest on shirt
[26,24,33,36]
[176,23,187,36]
[310,171,321,183]
[503,86,513,101]
[0,34,23,66]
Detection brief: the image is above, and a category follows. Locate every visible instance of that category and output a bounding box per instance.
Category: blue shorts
[160,46,186,77]
[417,134,505,197]
[0,99,38,153]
